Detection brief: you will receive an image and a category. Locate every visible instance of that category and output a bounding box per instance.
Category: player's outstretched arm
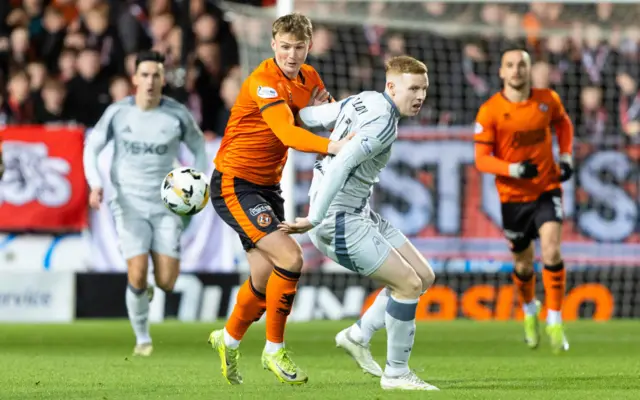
[179,107,208,173]
[83,104,118,208]
[279,117,392,234]
[262,103,349,155]
[297,97,351,131]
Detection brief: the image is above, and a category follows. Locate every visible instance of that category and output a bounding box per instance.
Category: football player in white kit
[279,56,439,391]
[83,51,207,356]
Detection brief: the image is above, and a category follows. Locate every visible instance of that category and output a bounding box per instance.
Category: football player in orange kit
[474,48,574,354]
[207,13,351,385]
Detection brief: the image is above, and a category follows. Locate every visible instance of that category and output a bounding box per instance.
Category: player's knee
[514,261,534,277]
[155,278,176,292]
[396,268,422,299]
[420,266,436,292]
[540,245,562,266]
[276,245,304,272]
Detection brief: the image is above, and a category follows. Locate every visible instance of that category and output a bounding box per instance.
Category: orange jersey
[474,88,574,203]
[215,58,331,186]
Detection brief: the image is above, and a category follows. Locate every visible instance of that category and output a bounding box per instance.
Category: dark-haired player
[83,51,207,356]
[474,48,574,354]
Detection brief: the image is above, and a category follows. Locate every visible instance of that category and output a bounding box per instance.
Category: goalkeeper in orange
[474,48,574,353]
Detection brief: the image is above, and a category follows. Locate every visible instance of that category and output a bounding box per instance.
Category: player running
[207,13,351,385]
[474,48,574,353]
[83,51,207,357]
[279,56,438,391]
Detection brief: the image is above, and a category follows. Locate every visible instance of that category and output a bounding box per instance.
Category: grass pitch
[1,320,639,399]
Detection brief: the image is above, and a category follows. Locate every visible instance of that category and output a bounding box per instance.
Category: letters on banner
[0,271,75,322]
[0,126,88,232]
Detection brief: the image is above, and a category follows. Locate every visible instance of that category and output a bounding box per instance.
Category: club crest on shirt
[539,103,549,112]
[474,122,483,135]
[257,86,278,99]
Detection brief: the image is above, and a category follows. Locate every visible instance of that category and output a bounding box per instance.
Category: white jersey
[83,95,207,205]
[300,91,401,226]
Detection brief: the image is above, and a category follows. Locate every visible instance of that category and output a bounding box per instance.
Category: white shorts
[110,199,183,260]
[308,210,407,276]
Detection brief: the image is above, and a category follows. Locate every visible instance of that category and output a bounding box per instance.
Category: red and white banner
[0,126,88,232]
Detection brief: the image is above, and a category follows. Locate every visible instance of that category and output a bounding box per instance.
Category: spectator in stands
[214,73,242,137]
[193,41,223,133]
[7,70,34,124]
[9,26,34,71]
[34,6,66,72]
[531,61,551,89]
[27,60,47,94]
[109,75,132,103]
[34,77,73,124]
[83,6,125,75]
[57,47,77,82]
[65,47,110,126]
[617,71,640,140]
[578,85,609,145]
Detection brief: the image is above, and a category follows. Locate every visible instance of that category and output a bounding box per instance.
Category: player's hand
[278,218,314,234]
[512,159,539,179]
[558,154,573,182]
[327,132,356,155]
[89,188,104,210]
[308,86,331,107]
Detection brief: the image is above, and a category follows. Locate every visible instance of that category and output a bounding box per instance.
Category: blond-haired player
[279,56,439,391]
[207,13,352,385]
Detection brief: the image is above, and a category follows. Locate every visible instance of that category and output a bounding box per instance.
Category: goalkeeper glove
[509,159,539,179]
[558,154,573,182]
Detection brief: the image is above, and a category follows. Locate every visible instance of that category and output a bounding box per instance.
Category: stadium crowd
[1,1,639,147]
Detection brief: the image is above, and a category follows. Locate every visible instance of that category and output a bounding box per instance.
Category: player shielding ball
[207,13,351,385]
[474,48,574,353]
[83,51,207,357]
[279,56,438,391]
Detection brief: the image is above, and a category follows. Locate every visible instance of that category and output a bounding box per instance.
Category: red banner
[0,126,88,232]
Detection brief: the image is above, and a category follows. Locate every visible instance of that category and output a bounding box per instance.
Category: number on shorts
[552,196,563,219]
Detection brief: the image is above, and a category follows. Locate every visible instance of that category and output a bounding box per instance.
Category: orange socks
[542,262,566,312]
[265,266,300,344]
[512,271,536,305]
[225,277,266,341]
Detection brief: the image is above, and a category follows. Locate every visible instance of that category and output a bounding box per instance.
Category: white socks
[265,340,284,354]
[353,286,390,344]
[126,284,151,345]
[223,328,241,349]
[384,295,419,378]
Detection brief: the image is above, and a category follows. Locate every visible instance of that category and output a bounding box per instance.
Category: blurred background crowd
[1,1,639,147]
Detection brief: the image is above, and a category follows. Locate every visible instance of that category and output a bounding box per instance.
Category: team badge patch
[257,86,278,99]
[474,122,483,135]
[256,212,272,227]
[539,103,548,112]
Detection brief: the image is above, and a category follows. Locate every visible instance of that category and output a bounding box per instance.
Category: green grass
[1,320,640,399]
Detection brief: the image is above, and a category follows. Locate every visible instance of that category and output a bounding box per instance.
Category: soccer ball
[161,167,210,216]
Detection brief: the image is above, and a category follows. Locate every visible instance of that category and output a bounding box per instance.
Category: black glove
[559,160,573,182]
[516,159,539,179]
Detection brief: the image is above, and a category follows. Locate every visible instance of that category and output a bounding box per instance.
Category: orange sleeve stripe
[474,142,511,177]
[262,103,330,154]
